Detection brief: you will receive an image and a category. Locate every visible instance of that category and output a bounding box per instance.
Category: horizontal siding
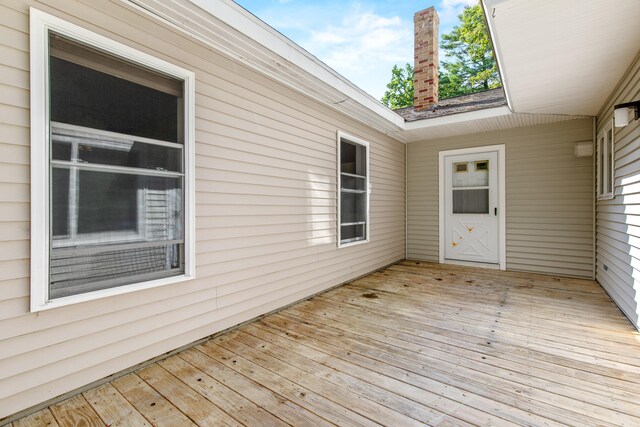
[0,0,405,419]
[595,50,640,330]
[407,119,594,278]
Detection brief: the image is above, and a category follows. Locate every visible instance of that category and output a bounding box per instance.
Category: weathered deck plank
[82,383,150,427]
[49,395,103,427]
[11,409,59,427]
[9,261,640,426]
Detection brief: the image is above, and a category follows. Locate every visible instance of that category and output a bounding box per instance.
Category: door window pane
[453,189,489,214]
[453,160,488,188]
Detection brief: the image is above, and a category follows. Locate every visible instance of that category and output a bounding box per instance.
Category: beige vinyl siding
[407,119,594,277]
[0,0,405,419]
[595,51,640,330]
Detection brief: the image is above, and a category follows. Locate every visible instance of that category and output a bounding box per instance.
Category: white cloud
[297,8,412,99]
[243,0,478,100]
[438,0,479,29]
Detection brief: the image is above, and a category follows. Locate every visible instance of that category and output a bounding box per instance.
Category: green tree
[381,63,414,109]
[439,4,500,98]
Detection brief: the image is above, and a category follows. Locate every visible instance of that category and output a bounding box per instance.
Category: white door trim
[439,144,506,270]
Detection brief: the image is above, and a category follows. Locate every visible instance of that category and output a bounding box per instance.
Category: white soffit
[400,112,589,143]
[484,0,640,116]
[125,0,406,140]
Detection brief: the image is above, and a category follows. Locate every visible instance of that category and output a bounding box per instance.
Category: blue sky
[234,0,477,100]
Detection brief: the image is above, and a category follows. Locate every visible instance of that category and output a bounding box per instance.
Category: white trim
[591,117,597,280]
[185,0,405,129]
[29,8,196,311]
[124,0,404,140]
[596,118,615,200]
[480,0,513,112]
[337,131,371,248]
[443,259,500,270]
[438,144,507,270]
[33,275,194,312]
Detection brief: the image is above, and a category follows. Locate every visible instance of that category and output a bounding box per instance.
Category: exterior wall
[595,52,640,329]
[0,0,405,419]
[407,119,594,277]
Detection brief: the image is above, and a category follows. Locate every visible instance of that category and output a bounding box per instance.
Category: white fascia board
[403,105,512,131]
[189,0,405,129]
[480,0,513,112]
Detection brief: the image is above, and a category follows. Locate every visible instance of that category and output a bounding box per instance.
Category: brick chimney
[413,7,439,111]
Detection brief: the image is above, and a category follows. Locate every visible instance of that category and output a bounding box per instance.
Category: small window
[30,10,195,309]
[475,161,488,171]
[338,133,369,246]
[597,119,615,200]
[455,162,468,173]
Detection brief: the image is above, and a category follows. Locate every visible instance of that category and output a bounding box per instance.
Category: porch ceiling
[483,0,640,116]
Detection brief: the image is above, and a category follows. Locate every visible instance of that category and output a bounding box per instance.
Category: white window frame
[337,131,371,248]
[30,8,196,311]
[596,118,615,200]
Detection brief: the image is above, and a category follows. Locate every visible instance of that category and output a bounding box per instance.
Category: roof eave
[126,0,406,139]
[404,105,512,131]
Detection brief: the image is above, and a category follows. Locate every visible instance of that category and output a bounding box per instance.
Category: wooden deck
[10,261,640,426]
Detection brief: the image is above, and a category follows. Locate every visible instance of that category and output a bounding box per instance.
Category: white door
[444,150,499,264]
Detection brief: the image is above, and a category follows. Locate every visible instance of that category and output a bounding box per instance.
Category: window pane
[50,242,183,299]
[607,129,613,194]
[599,138,605,195]
[69,170,183,239]
[341,140,366,176]
[52,130,182,172]
[50,169,184,297]
[453,160,488,188]
[341,192,367,224]
[341,174,366,191]
[76,170,138,235]
[45,31,187,302]
[52,139,72,161]
[50,56,179,143]
[341,224,365,242]
[453,189,489,214]
[52,168,70,237]
[454,162,468,173]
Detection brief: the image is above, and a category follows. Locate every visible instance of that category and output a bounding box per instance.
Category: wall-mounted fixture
[574,141,593,158]
[613,100,640,127]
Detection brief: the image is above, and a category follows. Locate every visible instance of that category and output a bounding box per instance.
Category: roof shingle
[395,88,507,122]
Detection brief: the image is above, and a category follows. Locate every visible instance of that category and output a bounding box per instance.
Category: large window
[30,10,195,310]
[338,133,370,246]
[597,119,614,200]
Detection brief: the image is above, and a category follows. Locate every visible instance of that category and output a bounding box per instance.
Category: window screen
[48,32,185,299]
[452,160,489,214]
[339,138,368,245]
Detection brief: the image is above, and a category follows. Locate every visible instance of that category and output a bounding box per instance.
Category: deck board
[9,261,640,426]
